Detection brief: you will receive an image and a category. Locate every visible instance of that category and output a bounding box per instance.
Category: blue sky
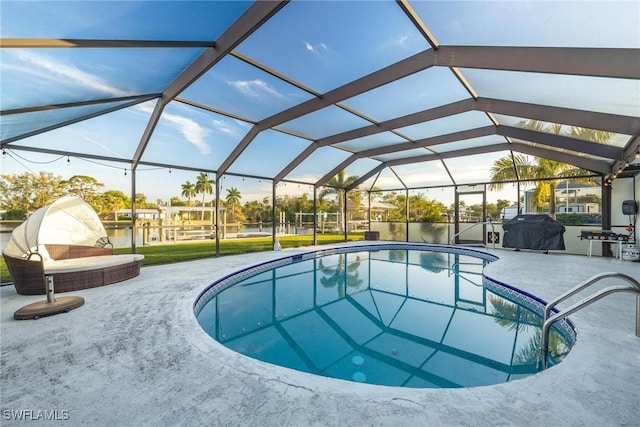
[1,1,638,204]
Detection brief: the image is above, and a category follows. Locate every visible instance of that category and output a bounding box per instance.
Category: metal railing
[450,221,497,250]
[539,272,640,369]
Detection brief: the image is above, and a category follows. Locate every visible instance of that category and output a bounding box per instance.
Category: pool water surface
[196,246,574,388]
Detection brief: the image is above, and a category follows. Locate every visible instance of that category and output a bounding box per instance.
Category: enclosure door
[454,187,486,246]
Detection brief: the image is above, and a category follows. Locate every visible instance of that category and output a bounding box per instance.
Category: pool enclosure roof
[1,1,639,192]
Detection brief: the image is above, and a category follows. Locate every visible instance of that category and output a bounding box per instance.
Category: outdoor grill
[502,214,566,251]
[580,230,629,241]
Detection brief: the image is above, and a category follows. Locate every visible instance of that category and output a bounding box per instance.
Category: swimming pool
[195,244,575,388]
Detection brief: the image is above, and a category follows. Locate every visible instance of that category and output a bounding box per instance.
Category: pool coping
[194,242,500,315]
[194,242,577,376]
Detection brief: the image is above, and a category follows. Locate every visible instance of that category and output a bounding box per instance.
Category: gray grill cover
[502,214,565,250]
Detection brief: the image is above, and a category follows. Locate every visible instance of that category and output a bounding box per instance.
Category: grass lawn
[1,233,364,283]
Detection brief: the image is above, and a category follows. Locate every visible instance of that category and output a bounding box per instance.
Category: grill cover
[502,214,565,250]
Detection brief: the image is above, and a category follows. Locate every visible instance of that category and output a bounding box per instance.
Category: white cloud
[81,134,124,158]
[136,103,211,154]
[1,60,50,81]
[211,118,244,138]
[396,35,409,46]
[231,118,251,129]
[6,49,130,97]
[4,50,212,154]
[303,40,329,55]
[380,33,422,52]
[228,79,283,98]
[162,111,211,154]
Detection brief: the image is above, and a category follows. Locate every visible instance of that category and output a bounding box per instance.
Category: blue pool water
[195,245,575,388]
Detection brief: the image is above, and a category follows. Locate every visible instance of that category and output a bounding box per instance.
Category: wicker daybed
[2,196,144,295]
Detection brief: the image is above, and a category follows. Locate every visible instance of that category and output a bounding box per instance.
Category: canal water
[1,223,302,248]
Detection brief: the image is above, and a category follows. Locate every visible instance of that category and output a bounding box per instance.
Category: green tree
[485,199,513,220]
[294,193,314,215]
[134,193,151,209]
[569,126,614,143]
[195,172,215,221]
[466,204,484,222]
[421,201,446,222]
[225,187,242,220]
[408,192,425,221]
[95,190,129,220]
[382,192,406,221]
[181,181,196,206]
[315,196,331,216]
[169,197,186,207]
[0,171,64,212]
[61,175,104,202]
[489,120,607,215]
[408,192,447,222]
[181,181,196,221]
[318,254,363,298]
[319,170,360,232]
[490,155,572,214]
[489,295,570,366]
[274,193,315,224]
[243,199,269,224]
[261,197,273,222]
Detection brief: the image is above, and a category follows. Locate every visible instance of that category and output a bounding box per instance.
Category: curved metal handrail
[543,272,640,320]
[539,272,640,369]
[450,220,497,250]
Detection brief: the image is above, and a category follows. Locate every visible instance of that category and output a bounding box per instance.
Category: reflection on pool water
[195,245,575,388]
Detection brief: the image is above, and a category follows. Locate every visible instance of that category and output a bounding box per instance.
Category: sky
[1,1,638,205]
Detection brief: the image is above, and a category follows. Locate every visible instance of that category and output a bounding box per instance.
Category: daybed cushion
[43,254,144,274]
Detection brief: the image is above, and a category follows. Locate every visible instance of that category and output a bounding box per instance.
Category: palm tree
[489,120,607,215]
[318,254,363,298]
[319,170,360,232]
[489,295,571,366]
[419,251,446,273]
[225,187,241,219]
[569,126,614,143]
[181,181,196,221]
[195,172,215,221]
[490,155,584,214]
[409,192,425,221]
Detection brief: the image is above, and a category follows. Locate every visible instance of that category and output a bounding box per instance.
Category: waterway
[1,223,307,249]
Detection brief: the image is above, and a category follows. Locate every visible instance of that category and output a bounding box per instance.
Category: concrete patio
[1,243,639,426]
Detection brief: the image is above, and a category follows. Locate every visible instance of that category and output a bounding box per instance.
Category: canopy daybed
[2,196,143,295]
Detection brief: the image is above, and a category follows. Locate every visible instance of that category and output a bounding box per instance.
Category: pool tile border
[193,243,496,315]
[193,243,575,346]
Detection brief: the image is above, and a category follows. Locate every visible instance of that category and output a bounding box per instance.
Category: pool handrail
[539,272,640,369]
[450,220,497,250]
